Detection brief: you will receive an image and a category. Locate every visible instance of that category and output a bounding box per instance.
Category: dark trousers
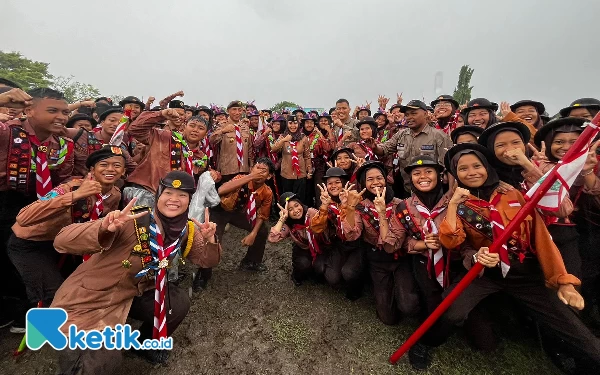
[212,208,269,264]
[6,235,63,307]
[281,177,307,206]
[576,218,600,324]
[368,252,420,325]
[312,165,326,208]
[315,239,363,287]
[440,260,600,365]
[57,284,190,375]
[292,244,313,281]
[549,225,581,278]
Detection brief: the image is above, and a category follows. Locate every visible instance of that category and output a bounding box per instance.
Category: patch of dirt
[0,226,560,375]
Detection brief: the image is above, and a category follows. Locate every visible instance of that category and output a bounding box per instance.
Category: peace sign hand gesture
[373,186,387,214]
[343,182,366,208]
[277,201,289,222]
[527,142,548,163]
[318,183,331,206]
[190,208,217,241]
[101,198,148,233]
[582,140,600,173]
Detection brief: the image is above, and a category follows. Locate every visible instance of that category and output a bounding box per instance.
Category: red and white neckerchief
[434,110,460,136]
[467,194,510,277]
[328,204,345,240]
[414,202,447,287]
[337,128,344,144]
[234,123,243,167]
[83,192,111,262]
[29,135,52,198]
[289,141,301,176]
[305,215,321,262]
[151,222,183,340]
[246,188,257,227]
[359,140,376,160]
[201,138,213,161]
[367,203,394,221]
[108,109,131,146]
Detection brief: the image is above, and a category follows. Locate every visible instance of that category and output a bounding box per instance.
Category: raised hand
[582,140,600,173]
[350,153,365,168]
[365,101,372,110]
[373,186,387,213]
[500,101,511,118]
[0,88,33,108]
[397,92,403,105]
[191,208,217,240]
[343,182,365,207]
[318,183,331,206]
[175,90,185,97]
[450,187,470,205]
[527,142,548,163]
[283,134,293,142]
[101,198,148,233]
[496,180,515,194]
[161,108,182,122]
[73,173,102,201]
[277,200,289,222]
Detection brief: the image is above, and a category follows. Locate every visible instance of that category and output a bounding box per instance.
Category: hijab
[155,186,191,245]
[409,169,445,210]
[485,128,525,189]
[450,150,500,202]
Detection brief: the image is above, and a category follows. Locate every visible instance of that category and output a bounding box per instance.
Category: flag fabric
[109,109,132,146]
[525,123,599,211]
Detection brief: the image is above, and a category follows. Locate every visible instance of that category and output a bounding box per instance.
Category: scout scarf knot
[247,188,257,227]
[235,124,243,167]
[414,203,447,287]
[289,141,301,176]
[359,140,376,160]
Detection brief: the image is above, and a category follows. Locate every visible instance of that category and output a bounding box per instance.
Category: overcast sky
[2,0,598,113]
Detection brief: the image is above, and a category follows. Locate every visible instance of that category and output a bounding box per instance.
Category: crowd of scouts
[1,77,600,373]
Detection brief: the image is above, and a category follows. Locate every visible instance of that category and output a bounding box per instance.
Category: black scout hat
[66,113,97,129]
[450,125,484,144]
[330,147,354,163]
[533,117,587,148]
[431,95,459,109]
[279,192,300,208]
[159,171,196,194]
[461,98,498,115]
[404,155,444,174]
[510,100,545,115]
[355,160,386,184]
[324,167,348,179]
[119,96,145,108]
[85,145,126,169]
[169,100,185,109]
[227,100,244,110]
[98,105,124,122]
[400,100,428,113]
[477,121,531,149]
[443,143,494,174]
[559,98,600,118]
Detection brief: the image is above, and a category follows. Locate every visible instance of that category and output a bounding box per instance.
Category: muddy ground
[0,225,560,375]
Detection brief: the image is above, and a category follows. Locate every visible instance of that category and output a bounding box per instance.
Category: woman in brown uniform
[51,171,222,372]
[342,117,380,162]
[423,144,600,371]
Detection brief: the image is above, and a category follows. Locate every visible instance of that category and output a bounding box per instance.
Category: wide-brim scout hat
[444,143,494,174]
[450,125,484,144]
[533,117,587,148]
[431,95,459,109]
[461,98,498,115]
[119,96,145,109]
[324,167,348,179]
[98,105,124,122]
[279,192,300,208]
[510,100,545,115]
[357,106,372,117]
[559,98,600,118]
[66,113,97,128]
[355,160,386,184]
[85,145,125,169]
[159,171,196,194]
[477,121,531,149]
[330,147,354,162]
[404,155,444,175]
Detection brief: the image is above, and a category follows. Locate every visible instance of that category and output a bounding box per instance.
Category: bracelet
[580,169,594,177]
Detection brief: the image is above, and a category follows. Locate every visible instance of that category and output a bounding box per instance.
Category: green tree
[0,51,53,90]
[452,65,474,105]
[270,101,300,113]
[52,75,101,103]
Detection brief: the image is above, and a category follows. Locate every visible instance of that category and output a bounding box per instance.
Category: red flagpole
[389,113,600,364]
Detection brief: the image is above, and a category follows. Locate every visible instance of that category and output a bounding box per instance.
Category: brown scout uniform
[271,136,312,179]
[209,120,252,178]
[127,111,192,194]
[268,207,319,248]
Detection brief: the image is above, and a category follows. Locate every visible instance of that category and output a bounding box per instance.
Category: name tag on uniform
[421,144,434,151]
[396,143,405,150]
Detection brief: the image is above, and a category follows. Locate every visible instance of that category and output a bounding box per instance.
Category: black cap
[461,98,498,115]
[196,105,213,117]
[372,110,389,123]
[431,95,459,109]
[389,103,402,112]
[301,113,317,123]
[261,109,273,115]
[292,107,306,115]
[510,100,545,115]
[444,143,495,174]
[119,96,144,108]
[66,113,97,129]
[400,100,428,113]
[98,105,124,122]
[478,121,531,149]
[227,100,243,110]
[318,111,332,121]
[330,147,354,163]
[355,160,386,186]
[355,116,377,128]
[533,117,587,148]
[279,192,300,208]
[559,98,600,117]
[159,171,195,194]
[85,145,126,169]
[404,155,444,174]
[450,125,484,144]
[324,167,348,179]
[357,106,372,116]
[169,100,185,109]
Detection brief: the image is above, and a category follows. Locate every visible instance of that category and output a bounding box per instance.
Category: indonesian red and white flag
[525,123,599,211]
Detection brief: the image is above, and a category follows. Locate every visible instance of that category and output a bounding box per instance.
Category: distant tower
[434,71,443,96]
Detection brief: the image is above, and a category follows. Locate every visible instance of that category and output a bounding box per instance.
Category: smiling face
[467,109,490,128]
[335,151,353,170]
[229,106,243,122]
[101,112,123,136]
[124,103,141,119]
[318,117,330,130]
[391,107,403,123]
[25,98,70,135]
[335,102,350,121]
[326,177,343,197]
[287,200,304,220]
[272,121,282,132]
[287,120,299,133]
[157,187,190,218]
[375,115,386,128]
[183,120,208,144]
[364,168,385,194]
[185,110,194,121]
[357,110,369,120]
[359,123,374,140]
[198,110,210,122]
[434,101,453,119]
[550,132,579,160]
[249,116,259,129]
[90,155,125,186]
[215,114,228,124]
[493,130,525,165]
[303,119,315,133]
[410,166,438,192]
[514,105,539,126]
[456,154,488,188]
[568,107,594,121]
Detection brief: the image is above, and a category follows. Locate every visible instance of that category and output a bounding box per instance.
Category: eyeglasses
[434,102,453,109]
